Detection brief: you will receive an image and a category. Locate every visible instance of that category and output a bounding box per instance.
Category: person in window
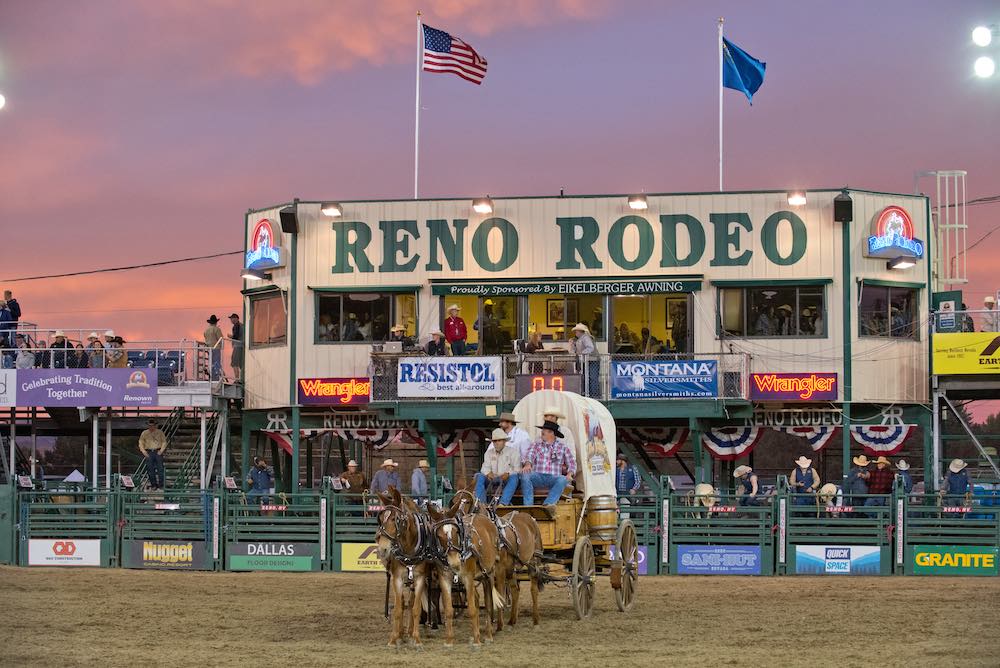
[775,305,792,335]
[590,307,604,339]
[753,306,774,336]
[342,312,359,341]
[356,312,372,341]
[615,323,637,353]
[639,327,662,355]
[476,300,501,354]
[425,330,446,356]
[318,313,336,341]
[890,306,906,338]
[799,308,815,335]
[812,309,824,336]
[444,304,468,355]
[672,305,688,353]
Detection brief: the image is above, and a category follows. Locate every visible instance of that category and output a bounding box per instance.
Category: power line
[1,250,242,283]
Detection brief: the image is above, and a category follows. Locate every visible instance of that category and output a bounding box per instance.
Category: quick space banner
[794,545,881,575]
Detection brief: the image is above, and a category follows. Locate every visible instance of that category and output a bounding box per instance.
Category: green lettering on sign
[379,220,420,273]
[425,219,467,271]
[555,217,603,269]
[659,214,706,267]
[709,213,753,266]
[761,211,807,266]
[608,215,654,270]
[331,221,374,274]
[471,218,518,272]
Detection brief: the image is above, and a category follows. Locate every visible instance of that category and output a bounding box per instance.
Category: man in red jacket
[444,304,468,355]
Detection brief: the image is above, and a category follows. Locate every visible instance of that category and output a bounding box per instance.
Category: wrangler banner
[932,333,1000,375]
[911,545,998,576]
[122,540,212,570]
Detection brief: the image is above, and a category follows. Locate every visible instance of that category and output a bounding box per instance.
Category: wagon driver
[521,420,577,511]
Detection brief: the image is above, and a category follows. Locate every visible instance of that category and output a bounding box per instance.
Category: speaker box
[279,205,298,234]
[833,193,853,223]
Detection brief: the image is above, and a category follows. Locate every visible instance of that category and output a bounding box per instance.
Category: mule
[494,509,545,630]
[428,502,503,647]
[375,487,433,648]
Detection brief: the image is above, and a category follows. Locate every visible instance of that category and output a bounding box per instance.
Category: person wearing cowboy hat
[339,459,366,493]
[498,411,531,464]
[370,458,400,496]
[570,322,598,395]
[84,332,105,368]
[984,294,999,332]
[425,329,447,356]
[204,315,224,380]
[789,455,820,505]
[843,454,871,512]
[475,428,522,505]
[48,330,73,369]
[733,465,761,506]
[865,456,895,508]
[521,420,576,510]
[943,458,971,506]
[443,303,468,356]
[895,459,913,495]
[616,453,642,500]
[410,459,431,503]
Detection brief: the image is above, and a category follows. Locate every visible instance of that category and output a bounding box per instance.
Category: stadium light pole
[972,23,998,78]
[0,93,6,110]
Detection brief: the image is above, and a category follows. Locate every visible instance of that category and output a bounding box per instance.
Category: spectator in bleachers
[247,457,274,503]
[86,333,105,368]
[3,290,20,329]
[339,459,366,492]
[68,343,89,368]
[865,456,894,506]
[15,335,36,369]
[204,315,223,379]
[789,456,820,505]
[425,329,446,356]
[410,459,430,503]
[138,419,167,490]
[34,340,50,368]
[895,459,913,494]
[943,459,971,505]
[734,464,761,506]
[49,331,73,369]
[370,458,400,495]
[104,331,127,368]
[0,300,14,363]
[961,304,975,332]
[616,453,641,499]
[229,313,243,382]
[844,454,871,509]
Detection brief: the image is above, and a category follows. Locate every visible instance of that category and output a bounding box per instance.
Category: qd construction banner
[16,369,158,407]
[397,357,502,398]
[611,360,718,398]
[28,539,102,566]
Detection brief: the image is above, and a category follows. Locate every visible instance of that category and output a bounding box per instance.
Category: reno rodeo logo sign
[245,218,284,270]
[865,206,924,259]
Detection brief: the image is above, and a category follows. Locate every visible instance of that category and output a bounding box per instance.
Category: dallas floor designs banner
[397,357,502,398]
[14,369,158,407]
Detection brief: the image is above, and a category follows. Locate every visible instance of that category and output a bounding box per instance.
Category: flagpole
[414,12,422,199]
[718,17,724,192]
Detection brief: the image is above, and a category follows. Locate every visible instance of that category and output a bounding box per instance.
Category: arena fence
[1,481,997,576]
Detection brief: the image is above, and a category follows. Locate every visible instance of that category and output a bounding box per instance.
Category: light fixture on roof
[972,25,994,47]
[472,197,494,214]
[320,202,343,217]
[628,194,648,210]
[241,268,272,281]
[786,191,807,207]
[887,257,915,270]
[974,55,996,78]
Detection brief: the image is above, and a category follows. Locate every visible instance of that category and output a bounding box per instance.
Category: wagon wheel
[614,519,638,612]
[571,535,595,620]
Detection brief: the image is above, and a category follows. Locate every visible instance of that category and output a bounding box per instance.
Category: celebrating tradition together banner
[0,369,158,407]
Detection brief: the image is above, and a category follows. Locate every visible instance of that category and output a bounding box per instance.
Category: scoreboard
[513,373,582,400]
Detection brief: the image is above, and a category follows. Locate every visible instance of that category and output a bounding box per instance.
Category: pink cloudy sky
[0,2,997,392]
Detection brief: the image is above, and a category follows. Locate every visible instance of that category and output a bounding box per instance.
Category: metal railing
[370,351,751,402]
[931,308,1000,334]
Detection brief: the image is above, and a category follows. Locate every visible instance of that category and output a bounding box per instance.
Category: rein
[377,504,434,566]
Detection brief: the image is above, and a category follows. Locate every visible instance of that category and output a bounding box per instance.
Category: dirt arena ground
[2,566,998,667]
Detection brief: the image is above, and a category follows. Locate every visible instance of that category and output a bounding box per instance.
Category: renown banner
[794,545,880,575]
[122,540,211,570]
[15,369,158,407]
[611,360,718,398]
[676,545,761,575]
[911,545,998,576]
[397,357,502,398]
[227,542,320,571]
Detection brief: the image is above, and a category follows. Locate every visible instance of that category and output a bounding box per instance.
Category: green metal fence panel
[119,489,220,570]
[619,493,661,575]
[330,492,381,573]
[0,483,15,565]
[666,492,775,575]
[779,492,895,576]
[17,487,115,567]
[224,490,328,571]
[901,493,1000,576]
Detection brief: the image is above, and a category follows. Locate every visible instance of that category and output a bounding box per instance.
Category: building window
[859,285,918,339]
[720,285,826,337]
[316,292,416,343]
[527,294,606,342]
[611,293,690,353]
[249,292,287,348]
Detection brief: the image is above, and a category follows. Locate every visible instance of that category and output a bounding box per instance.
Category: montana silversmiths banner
[16,369,158,407]
[397,357,502,398]
[611,360,718,398]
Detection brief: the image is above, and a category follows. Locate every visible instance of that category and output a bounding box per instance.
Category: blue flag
[722,37,766,104]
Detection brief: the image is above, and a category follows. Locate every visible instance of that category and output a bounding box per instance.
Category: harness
[376,504,435,567]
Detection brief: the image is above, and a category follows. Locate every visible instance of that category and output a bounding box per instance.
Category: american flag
[422,24,488,85]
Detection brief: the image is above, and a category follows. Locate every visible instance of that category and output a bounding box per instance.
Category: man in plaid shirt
[521,420,576,507]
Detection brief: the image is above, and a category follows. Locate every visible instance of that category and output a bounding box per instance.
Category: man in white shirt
[498,411,531,464]
[474,428,522,505]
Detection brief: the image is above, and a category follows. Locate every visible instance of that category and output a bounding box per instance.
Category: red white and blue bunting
[437,428,487,457]
[774,426,838,453]
[849,424,915,455]
[617,427,688,458]
[701,426,763,461]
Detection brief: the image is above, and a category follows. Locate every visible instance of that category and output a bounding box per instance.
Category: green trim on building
[841,198,853,481]
[859,278,925,289]
[241,285,283,296]
[308,285,421,294]
[709,278,833,287]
